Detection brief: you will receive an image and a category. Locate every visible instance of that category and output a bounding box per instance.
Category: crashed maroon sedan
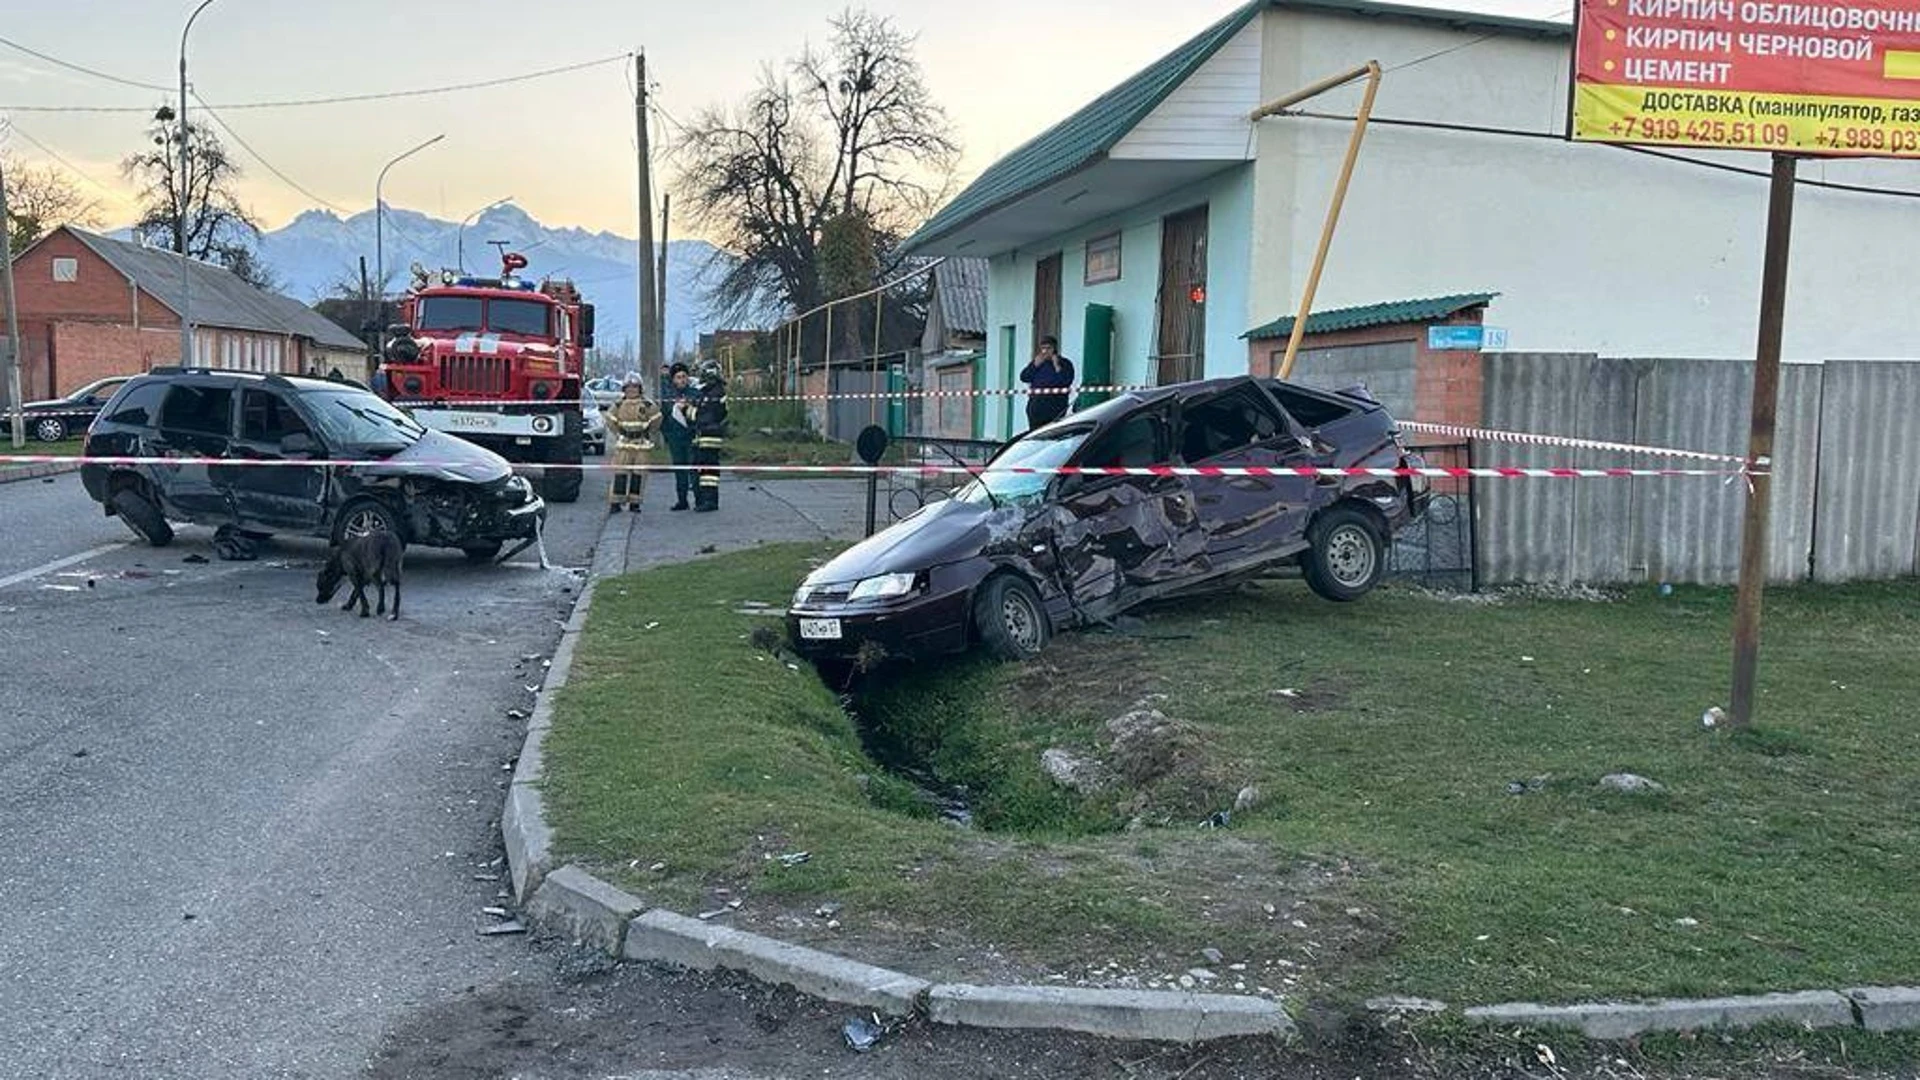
[787,375,1430,666]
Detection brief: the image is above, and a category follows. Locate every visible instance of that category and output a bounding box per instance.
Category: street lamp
[177,0,217,368]
[457,195,514,272]
[373,134,444,341]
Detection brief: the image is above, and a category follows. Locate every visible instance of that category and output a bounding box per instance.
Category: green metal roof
[899,1,1266,254]
[1243,293,1498,340]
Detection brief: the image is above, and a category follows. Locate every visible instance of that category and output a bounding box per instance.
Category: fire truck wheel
[542,466,583,504]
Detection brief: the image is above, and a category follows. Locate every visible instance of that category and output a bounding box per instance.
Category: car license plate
[799,618,842,641]
[449,414,500,430]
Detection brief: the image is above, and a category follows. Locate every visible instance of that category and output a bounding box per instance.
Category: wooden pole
[635,51,662,372]
[1728,153,1798,729]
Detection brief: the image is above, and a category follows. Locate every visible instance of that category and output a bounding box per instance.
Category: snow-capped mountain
[253,204,764,355]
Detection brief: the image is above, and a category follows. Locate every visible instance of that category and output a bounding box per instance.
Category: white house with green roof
[902,0,1919,439]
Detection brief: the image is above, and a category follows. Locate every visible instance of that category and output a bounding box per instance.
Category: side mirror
[281,432,316,457]
[580,304,597,349]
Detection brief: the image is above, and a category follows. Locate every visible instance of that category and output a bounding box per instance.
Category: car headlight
[792,584,814,607]
[849,572,917,601]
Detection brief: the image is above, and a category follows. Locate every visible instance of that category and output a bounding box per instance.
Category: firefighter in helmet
[691,361,729,512]
[607,373,661,513]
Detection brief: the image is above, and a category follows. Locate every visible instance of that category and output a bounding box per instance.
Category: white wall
[982,166,1255,437]
[1113,18,1263,162]
[1251,8,1920,361]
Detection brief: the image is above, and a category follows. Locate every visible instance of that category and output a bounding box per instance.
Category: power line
[0,33,170,92]
[189,91,353,215]
[1283,109,1920,201]
[0,52,628,114]
[0,118,121,197]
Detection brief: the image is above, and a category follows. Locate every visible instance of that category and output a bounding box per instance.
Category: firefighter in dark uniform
[691,361,729,512]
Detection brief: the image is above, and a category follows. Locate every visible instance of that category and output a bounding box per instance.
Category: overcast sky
[1,0,1569,238]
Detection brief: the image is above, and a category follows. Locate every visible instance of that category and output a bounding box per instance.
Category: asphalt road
[0,471,597,1079]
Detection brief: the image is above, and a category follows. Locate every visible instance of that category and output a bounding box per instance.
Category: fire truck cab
[377,253,594,503]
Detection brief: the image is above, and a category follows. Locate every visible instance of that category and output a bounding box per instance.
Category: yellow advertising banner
[1571,0,1920,156]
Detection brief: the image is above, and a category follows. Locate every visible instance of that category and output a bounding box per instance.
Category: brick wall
[6,230,180,330]
[1247,315,1487,430]
[49,323,181,395]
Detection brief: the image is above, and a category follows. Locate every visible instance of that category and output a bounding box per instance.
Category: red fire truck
[375,252,594,503]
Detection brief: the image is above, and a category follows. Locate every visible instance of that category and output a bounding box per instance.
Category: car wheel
[462,541,504,564]
[973,574,1051,661]
[34,417,67,442]
[110,485,174,547]
[1304,504,1387,602]
[331,498,401,549]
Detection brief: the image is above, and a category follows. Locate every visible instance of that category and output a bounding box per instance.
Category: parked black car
[81,368,545,560]
[788,375,1429,665]
[10,376,133,442]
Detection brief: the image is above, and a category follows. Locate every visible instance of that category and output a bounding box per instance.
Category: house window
[1084,233,1121,285]
[52,258,78,282]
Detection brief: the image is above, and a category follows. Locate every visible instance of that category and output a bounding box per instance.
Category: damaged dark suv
[80,369,545,561]
[788,375,1429,666]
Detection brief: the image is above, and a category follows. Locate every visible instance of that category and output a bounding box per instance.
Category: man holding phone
[1019,336,1076,430]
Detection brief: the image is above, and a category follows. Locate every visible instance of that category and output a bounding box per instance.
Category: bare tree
[674,7,959,353]
[3,152,103,256]
[122,107,275,290]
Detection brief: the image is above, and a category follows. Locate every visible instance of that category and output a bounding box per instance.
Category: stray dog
[316,531,403,620]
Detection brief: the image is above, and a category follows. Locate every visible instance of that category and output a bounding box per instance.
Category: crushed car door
[1176,381,1319,567]
[220,388,329,531]
[1034,406,1207,616]
[150,383,236,520]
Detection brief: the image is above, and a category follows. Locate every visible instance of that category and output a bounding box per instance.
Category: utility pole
[359,255,375,359]
[657,194,670,364]
[635,51,662,374]
[1727,152,1798,729]
[1,154,25,447]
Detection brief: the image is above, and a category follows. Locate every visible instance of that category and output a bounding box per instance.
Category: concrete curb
[1463,990,1857,1039]
[926,984,1294,1042]
[527,865,647,955]
[499,516,1920,1047]
[502,561,600,905]
[625,909,931,1017]
[0,460,79,486]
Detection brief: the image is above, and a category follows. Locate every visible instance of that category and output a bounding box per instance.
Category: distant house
[2,225,367,401]
[902,0,1919,439]
[918,258,988,439]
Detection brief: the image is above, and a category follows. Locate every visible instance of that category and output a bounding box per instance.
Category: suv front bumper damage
[399,474,546,547]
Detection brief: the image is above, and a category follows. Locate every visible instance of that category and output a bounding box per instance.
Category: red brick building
[3,226,366,402]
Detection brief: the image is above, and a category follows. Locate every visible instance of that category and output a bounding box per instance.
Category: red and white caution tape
[390,384,1150,409]
[7,454,1759,480]
[1399,419,1756,467]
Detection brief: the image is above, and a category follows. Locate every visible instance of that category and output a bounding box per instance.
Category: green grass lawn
[0,438,84,457]
[542,544,1920,1011]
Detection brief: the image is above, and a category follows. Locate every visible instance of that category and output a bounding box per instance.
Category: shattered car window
[958,427,1090,507]
[305,389,426,451]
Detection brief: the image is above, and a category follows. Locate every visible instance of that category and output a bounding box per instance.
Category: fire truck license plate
[799,618,842,641]
[449,414,501,430]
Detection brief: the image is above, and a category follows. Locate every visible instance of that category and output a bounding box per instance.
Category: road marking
[0,543,129,591]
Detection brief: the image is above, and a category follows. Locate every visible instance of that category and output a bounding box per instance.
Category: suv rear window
[157,385,234,436]
[103,381,168,427]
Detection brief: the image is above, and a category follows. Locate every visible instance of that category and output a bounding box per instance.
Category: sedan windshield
[957,427,1090,507]
[305,389,426,451]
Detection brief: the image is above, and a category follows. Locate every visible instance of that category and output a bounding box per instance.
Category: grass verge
[0,438,83,457]
[860,576,1920,1005]
[543,543,1920,1014]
